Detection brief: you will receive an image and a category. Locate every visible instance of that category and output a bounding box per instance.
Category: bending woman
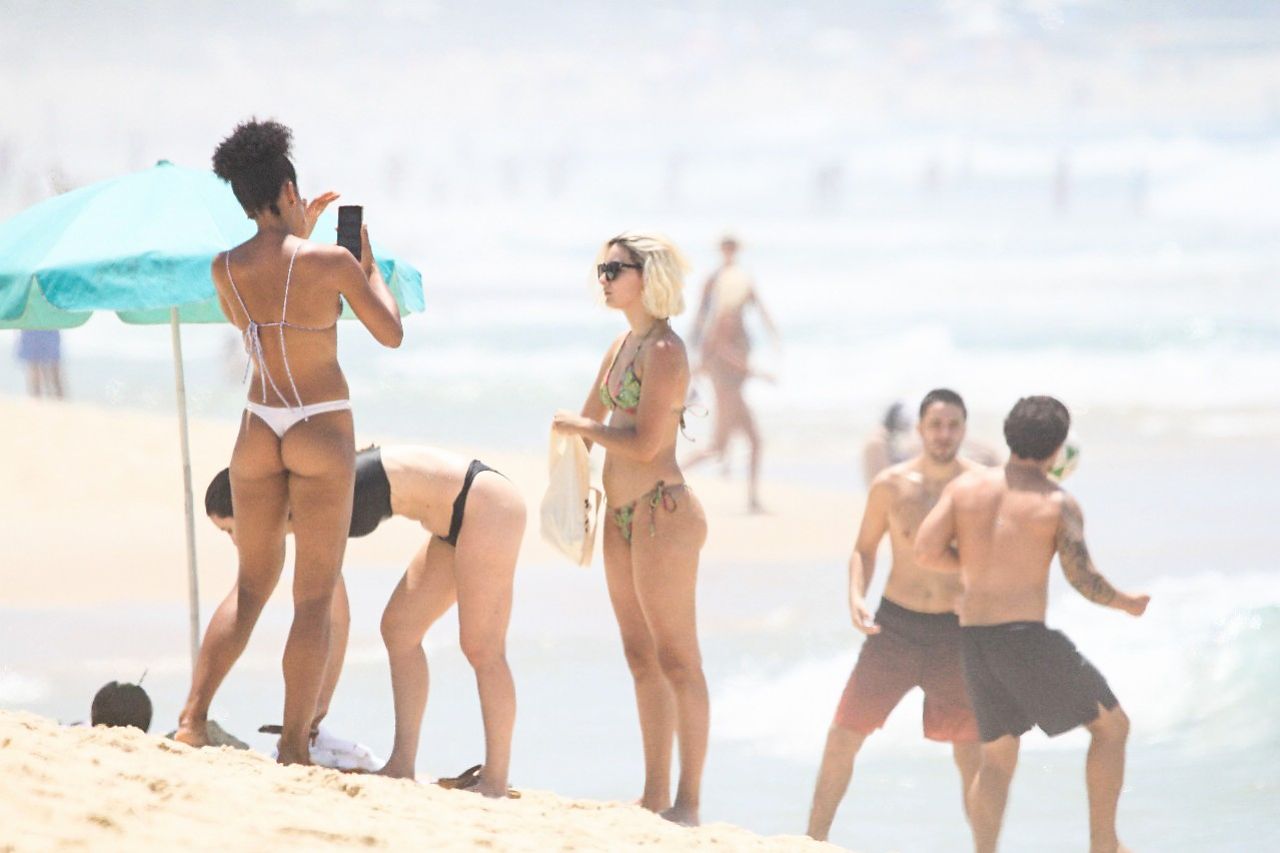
[552,232,709,825]
[205,445,525,794]
[175,119,403,764]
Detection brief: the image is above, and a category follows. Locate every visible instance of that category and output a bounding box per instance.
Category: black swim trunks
[961,622,1118,742]
[834,599,978,742]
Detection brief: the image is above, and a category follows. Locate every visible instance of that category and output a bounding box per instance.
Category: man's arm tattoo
[1057,522,1117,605]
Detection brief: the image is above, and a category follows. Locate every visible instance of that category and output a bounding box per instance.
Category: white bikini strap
[279,242,302,324]
[227,248,294,407]
[277,243,308,412]
[226,250,268,403]
[223,251,253,324]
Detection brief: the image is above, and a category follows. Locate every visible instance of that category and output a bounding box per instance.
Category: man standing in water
[807,389,984,842]
[915,396,1149,853]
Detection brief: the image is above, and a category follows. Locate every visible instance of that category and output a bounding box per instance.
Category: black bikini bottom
[440,459,500,546]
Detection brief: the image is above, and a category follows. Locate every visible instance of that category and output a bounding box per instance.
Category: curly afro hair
[212,118,298,217]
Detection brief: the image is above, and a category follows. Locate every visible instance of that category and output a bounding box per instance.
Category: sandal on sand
[435,764,482,790]
[257,724,319,739]
[435,764,521,799]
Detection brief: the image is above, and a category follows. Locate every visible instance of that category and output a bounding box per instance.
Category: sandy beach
[0,395,860,608]
[0,394,863,848]
[0,710,840,851]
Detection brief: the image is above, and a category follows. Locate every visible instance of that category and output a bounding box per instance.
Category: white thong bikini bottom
[244,399,352,438]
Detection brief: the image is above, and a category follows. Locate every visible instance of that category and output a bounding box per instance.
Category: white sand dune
[0,711,844,852]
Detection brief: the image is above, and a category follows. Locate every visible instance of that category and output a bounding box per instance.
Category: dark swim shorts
[961,622,1118,743]
[833,599,979,743]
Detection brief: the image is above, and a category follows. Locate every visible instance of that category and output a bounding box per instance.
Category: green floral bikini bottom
[609,481,687,543]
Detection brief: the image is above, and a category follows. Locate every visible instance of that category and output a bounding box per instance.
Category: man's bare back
[917,463,1148,625]
[913,396,1149,853]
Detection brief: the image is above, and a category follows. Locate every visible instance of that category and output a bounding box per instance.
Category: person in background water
[15,329,65,399]
[916,395,1149,853]
[861,401,914,487]
[685,235,779,513]
[553,232,709,826]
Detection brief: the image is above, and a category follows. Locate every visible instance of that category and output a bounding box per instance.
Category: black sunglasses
[597,261,643,281]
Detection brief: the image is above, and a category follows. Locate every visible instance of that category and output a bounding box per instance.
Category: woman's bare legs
[734,384,763,512]
[603,518,676,813]
[451,475,524,796]
[276,411,355,764]
[685,369,763,512]
[311,577,351,730]
[683,374,735,471]
[631,489,709,826]
[175,417,288,747]
[378,537,458,779]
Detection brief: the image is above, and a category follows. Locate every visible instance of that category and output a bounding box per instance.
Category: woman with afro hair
[175,118,403,765]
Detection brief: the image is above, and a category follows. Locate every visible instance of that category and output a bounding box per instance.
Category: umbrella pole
[170,307,201,670]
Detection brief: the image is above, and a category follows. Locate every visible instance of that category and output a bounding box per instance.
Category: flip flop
[435,764,521,799]
[258,724,319,740]
[435,764,482,790]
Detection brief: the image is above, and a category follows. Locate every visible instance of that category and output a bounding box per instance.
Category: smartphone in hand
[336,205,362,261]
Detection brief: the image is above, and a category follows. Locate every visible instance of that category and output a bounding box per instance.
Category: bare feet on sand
[472,780,510,798]
[636,795,670,813]
[276,741,312,766]
[172,720,211,748]
[376,761,415,780]
[660,803,699,827]
[276,750,311,766]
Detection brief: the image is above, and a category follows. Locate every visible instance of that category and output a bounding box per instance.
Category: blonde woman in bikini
[553,232,709,826]
[174,119,403,764]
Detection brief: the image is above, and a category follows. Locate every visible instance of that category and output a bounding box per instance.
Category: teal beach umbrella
[0,160,425,666]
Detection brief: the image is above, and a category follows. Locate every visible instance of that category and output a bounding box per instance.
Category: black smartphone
[336,205,362,261]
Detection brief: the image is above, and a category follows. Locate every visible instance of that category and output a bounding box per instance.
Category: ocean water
[4,3,1280,850]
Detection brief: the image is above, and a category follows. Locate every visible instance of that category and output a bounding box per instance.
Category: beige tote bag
[540,429,601,566]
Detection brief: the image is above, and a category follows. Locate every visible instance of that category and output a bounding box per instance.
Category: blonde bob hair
[599,231,689,319]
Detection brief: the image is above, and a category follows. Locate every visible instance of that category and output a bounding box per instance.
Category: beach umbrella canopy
[0,159,424,328]
[0,160,425,666]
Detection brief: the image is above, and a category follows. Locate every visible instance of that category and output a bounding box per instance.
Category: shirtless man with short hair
[915,395,1149,853]
[807,389,984,842]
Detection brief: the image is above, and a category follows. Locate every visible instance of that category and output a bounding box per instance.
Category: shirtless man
[915,396,1149,853]
[807,389,984,842]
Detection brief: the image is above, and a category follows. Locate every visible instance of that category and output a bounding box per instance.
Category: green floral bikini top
[599,333,645,414]
[599,324,696,435]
